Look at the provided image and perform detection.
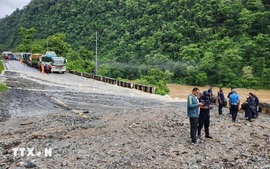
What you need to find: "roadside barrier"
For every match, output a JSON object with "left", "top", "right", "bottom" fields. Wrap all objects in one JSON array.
[
  {"left": 117, "top": 80, "right": 133, "bottom": 88},
  {"left": 103, "top": 77, "right": 117, "bottom": 85},
  {"left": 68, "top": 70, "right": 155, "bottom": 94},
  {"left": 135, "top": 84, "right": 156, "bottom": 94}
]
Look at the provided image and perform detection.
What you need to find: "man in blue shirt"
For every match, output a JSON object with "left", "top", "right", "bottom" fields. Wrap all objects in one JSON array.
[{"left": 229, "top": 89, "right": 240, "bottom": 122}]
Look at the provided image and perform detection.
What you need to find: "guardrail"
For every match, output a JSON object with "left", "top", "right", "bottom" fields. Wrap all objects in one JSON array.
[{"left": 67, "top": 70, "right": 155, "bottom": 94}]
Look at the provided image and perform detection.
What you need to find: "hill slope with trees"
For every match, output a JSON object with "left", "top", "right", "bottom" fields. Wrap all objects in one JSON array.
[{"left": 0, "top": 0, "right": 270, "bottom": 91}]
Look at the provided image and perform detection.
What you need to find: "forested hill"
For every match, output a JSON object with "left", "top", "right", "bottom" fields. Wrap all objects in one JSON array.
[{"left": 0, "top": 0, "right": 270, "bottom": 90}]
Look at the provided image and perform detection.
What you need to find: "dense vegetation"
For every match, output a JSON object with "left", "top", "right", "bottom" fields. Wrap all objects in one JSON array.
[
  {"left": 0, "top": 0, "right": 270, "bottom": 94},
  {"left": 0, "top": 61, "right": 8, "bottom": 92}
]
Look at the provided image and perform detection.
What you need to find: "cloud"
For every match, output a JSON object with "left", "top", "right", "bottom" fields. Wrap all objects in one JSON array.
[{"left": 0, "top": 0, "right": 31, "bottom": 18}]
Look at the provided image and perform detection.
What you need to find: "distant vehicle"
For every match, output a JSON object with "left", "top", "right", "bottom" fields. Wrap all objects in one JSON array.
[
  {"left": 39, "top": 55, "right": 66, "bottom": 73},
  {"left": 22, "top": 53, "right": 32, "bottom": 65},
  {"left": 45, "top": 51, "right": 57, "bottom": 56},
  {"left": 13, "top": 52, "right": 22, "bottom": 60},
  {"left": 2, "top": 51, "right": 15, "bottom": 60},
  {"left": 29, "top": 54, "right": 42, "bottom": 68}
]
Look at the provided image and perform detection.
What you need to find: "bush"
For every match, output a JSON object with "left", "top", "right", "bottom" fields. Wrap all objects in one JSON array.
[
  {"left": 0, "top": 83, "right": 8, "bottom": 92},
  {"left": 138, "top": 68, "right": 170, "bottom": 95},
  {"left": 0, "top": 61, "right": 8, "bottom": 92}
]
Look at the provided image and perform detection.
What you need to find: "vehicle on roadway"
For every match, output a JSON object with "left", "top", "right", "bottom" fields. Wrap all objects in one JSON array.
[
  {"left": 2, "top": 51, "right": 15, "bottom": 60},
  {"left": 39, "top": 54, "right": 67, "bottom": 73}
]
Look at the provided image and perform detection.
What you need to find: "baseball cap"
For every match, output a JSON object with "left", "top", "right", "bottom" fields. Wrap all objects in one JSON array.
[
  {"left": 203, "top": 90, "right": 209, "bottom": 96},
  {"left": 232, "top": 89, "right": 237, "bottom": 93}
]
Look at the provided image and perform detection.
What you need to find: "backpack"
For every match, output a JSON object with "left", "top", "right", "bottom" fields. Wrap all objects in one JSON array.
[{"left": 254, "top": 95, "right": 259, "bottom": 105}]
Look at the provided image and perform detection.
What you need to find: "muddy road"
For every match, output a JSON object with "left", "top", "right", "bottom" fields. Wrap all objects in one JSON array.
[
  {"left": 0, "top": 60, "right": 269, "bottom": 168},
  {"left": 2, "top": 60, "right": 178, "bottom": 118}
]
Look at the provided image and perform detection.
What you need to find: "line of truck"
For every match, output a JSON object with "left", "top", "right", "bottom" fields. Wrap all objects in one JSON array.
[{"left": 2, "top": 51, "right": 67, "bottom": 73}]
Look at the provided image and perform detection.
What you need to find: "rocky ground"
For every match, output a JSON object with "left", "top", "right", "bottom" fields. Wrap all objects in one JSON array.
[{"left": 0, "top": 70, "right": 269, "bottom": 169}]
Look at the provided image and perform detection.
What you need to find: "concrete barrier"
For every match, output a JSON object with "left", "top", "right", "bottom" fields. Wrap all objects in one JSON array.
[
  {"left": 134, "top": 84, "right": 155, "bottom": 94},
  {"left": 69, "top": 70, "right": 155, "bottom": 94},
  {"left": 103, "top": 77, "right": 117, "bottom": 84},
  {"left": 117, "top": 80, "right": 133, "bottom": 88},
  {"left": 82, "top": 73, "right": 93, "bottom": 79},
  {"left": 74, "top": 71, "right": 82, "bottom": 76},
  {"left": 93, "top": 75, "right": 102, "bottom": 81}
]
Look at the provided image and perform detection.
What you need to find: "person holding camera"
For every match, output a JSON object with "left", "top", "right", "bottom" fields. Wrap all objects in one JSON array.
[
  {"left": 198, "top": 90, "right": 213, "bottom": 140},
  {"left": 187, "top": 87, "right": 203, "bottom": 145}
]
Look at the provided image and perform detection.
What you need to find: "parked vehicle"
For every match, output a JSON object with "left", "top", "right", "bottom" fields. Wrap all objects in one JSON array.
[
  {"left": 39, "top": 54, "right": 66, "bottom": 73},
  {"left": 2, "top": 51, "right": 15, "bottom": 60},
  {"left": 22, "top": 53, "right": 32, "bottom": 65},
  {"left": 29, "top": 54, "right": 42, "bottom": 68}
]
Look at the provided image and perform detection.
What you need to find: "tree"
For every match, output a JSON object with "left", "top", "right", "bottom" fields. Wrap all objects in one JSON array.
[{"left": 18, "top": 27, "right": 37, "bottom": 52}]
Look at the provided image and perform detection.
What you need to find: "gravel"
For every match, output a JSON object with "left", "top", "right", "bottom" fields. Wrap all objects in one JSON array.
[{"left": 0, "top": 70, "right": 269, "bottom": 168}]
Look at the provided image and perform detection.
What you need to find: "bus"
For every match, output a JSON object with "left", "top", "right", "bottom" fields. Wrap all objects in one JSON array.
[
  {"left": 39, "top": 55, "right": 67, "bottom": 73},
  {"left": 2, "top": 51, "right": 15, "bottom": 60}
]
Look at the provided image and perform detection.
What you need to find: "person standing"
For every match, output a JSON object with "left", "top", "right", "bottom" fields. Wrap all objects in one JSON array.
[
  {"left": 229, "top": 89, "right": 240, "bottom": 122},
  {"left": 227, "top": 88, "right": 234, "bottom": 114},
  {"left": 251, "top": 92, "right": 259, "bottom": 118},
  {"left": 208, "top": 86, "right": 214, "bottom": 101},
  {"left": 187, "top": 87, "right": 203, "bottom": 144},
  {"left": 198, "top": 90, "right": 213, "bottom": 139},
  {"left": 217, "top": 87, "right": 225, "bottom": 115},
  {"left": 244, "top": 93, "right": 256, "bottom": 122}
]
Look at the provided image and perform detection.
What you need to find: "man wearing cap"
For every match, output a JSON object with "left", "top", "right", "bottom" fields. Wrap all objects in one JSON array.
[
  {"left": 229, "top": 89, "right": 240, "bottom": 122},
  {"left": 198, "top": 90, "right": 213, "bottom": 139},
  {"left": 227, "top": 88, "right": 235, "bottom": 114}
]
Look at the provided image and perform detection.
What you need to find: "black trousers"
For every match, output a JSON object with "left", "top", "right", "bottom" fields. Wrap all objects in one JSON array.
[
  {"left": 189, "top": 117, "right": 198, "bottom": 143},
  {"left": 218, "top": 103, "right": 223, "bottom": 115},
  {"left": 231, "top": 105, "right": 238, "bottom": 121},
  {"left": 198, "top": 112, "right": 210, "bottom": 137}
]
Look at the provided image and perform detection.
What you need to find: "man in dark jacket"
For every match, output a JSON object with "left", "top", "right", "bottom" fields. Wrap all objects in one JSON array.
[
  {"left": 198, "top": 90, "right": 213, "bottom": 140},
  {"left": 217, "top": 87, "right": 225, "bottom": 115},
  {"left": 251, "top": 92, "right": 259, "bottom": 118}
]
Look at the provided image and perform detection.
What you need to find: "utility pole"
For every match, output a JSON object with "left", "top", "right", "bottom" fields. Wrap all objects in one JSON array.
[
  {"left": 95, "top": 31, "right": 98, "bottom": 75},
  {"left": 47, "top": 37, "right": 48, "bottom": 51}
]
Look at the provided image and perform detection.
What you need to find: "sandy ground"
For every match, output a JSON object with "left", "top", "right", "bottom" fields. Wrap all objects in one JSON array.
[
  {"left": 0, "top": 62, "right": 269, "bottom": 168},
  {"left": 168, "top": 84, "right": 270, "bottom": 104}
]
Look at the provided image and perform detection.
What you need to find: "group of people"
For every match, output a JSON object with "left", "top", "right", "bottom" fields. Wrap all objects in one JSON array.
[
  {"left": 187, "top": 87, "right": 260, "bottom": 145},
  {"left": 40, "top": 63, "right": 51, "bottom": 74}
]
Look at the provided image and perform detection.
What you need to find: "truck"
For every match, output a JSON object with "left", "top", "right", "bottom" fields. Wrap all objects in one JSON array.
[
  {"left": 29, "top": 54, "right": 42, "bottom": 68},
  {"left": 39, "top": 54, "right": 67, "bottom": 73},
  {"left": 21, "top": 53, "right": 32, "bottom": 65}
]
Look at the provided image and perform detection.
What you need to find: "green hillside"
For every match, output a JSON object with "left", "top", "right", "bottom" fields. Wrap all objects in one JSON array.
[{"left": 0, "top": 0, "right": 270, "bottom": 90}]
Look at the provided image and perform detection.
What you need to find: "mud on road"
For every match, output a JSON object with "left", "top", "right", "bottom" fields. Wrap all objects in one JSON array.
[{"left": 0, "top": 70, "right": 270, "bottom": 169}]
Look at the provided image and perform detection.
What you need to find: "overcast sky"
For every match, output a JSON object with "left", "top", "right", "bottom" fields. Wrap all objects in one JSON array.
[{"left": 0, "top": 0, "right": 31, "bottom": 18}]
